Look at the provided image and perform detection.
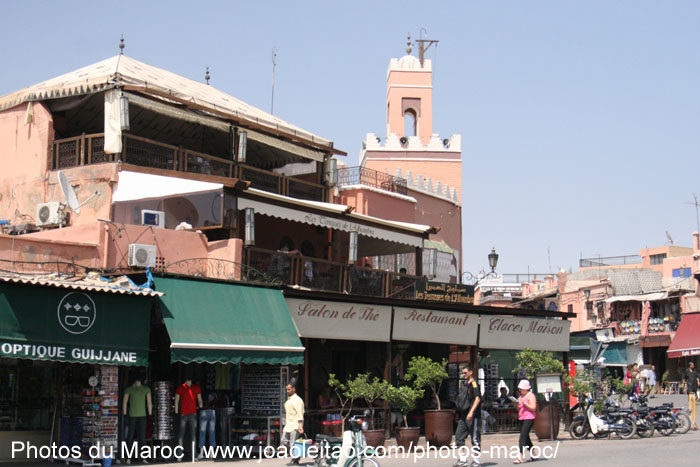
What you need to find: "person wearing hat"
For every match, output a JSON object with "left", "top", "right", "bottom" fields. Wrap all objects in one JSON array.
[{"left": 513, "top": 380, "right": 536, "bottom": 464}]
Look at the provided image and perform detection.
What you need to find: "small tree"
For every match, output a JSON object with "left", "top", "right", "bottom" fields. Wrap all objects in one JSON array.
[
  {"left": 405, "top": 356, "right": 448, "bottom": 410},
  {"left": 607, "top": 375, "right": 634, "bottom": 406},
  {"left": 385, "top": 385, "right": 424, "bottom": 428},
  {"left": 564, "top": 370, "right": 596, "bottom": 407},
  {"left": 346, "top": 373, "right": 389, "bottom": 430},
  {"left": 515, "top": 348, "right": 565, "bottom": 381},
  {"left": 328, "top": 373, "right": 356, "bottom": 433}
]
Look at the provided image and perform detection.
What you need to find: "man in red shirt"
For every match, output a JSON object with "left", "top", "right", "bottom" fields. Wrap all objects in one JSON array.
[{"left": 175, "top": 380, "right": 203, "bottom": 458}]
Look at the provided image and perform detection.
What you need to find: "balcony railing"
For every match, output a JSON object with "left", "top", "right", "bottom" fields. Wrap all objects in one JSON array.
[
  {"left": 580, "top": 255, "right": 642, "bottom": 268},
  {"left": 244, "top": 247, "right": 426, "bottom": 299},
  {"left": 336, "top": 166, "right": 408, "bottom": 195},
  {"left": 52, "top": 134, "right": 326, "bottom": 201}
]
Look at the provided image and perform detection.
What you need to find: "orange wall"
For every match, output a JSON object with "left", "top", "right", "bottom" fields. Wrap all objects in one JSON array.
[{"left": 0, "top": 103, "right": 54, "bottom": 222}]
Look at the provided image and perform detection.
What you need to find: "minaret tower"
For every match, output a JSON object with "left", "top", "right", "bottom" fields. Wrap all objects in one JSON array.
[{"left": 362, "top": 35, "right": 462, "bottom": 203}]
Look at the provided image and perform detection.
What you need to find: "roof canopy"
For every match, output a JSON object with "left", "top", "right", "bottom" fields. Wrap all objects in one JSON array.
[{"left": 0, "top": 55, "right": 339, "bottom": 154}]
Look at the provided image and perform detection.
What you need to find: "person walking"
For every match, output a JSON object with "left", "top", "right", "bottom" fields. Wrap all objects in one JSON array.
[
  {"left": 647, "top": 365, "right": 658, "bottom": 396},
  {"left": 281, "top": 380, "right": 305, "bottom": 465},
  {"left": 453, "top": 366, "right": 482, "bottom": 467},
  {"left": 683, "top": 362, "right": 700, "bottom": 430},
  {"left": 514, "top": 379, "right": 537, "bottom": 464}
]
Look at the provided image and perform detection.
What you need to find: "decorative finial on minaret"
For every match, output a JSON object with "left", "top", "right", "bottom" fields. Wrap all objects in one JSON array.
[
  {"left": 205, "top": 66, "right": 210, "bottom": 85},
  {"left": 406, "top": 34, "right": 412, "bottom": 55},
  {"left": 119, "top": 34, "right": 125, "bottom": 55}
]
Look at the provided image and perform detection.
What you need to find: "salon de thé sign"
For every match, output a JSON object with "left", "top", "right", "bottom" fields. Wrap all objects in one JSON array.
[{"left": 415, "top": 281, "right": 474, "bottom": 304}]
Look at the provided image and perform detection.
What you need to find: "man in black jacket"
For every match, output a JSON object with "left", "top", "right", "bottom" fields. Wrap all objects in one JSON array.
[
  {"left": 453, "top": 366, "right": 481, "bottom": 467},
  {"left": 684, "top": 362, "right": 700, "bottom": 430}
]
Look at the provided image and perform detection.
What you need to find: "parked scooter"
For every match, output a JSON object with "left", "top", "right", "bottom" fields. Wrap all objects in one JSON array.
[
  {"left": 314, "top": 411, "right": 379, "bottom": 467},
  {"left": 569, "top": 399, "right": 636, "bottom": 440},
  {"left": 630, "top": 394, "right": 691, "bottom": 435}
]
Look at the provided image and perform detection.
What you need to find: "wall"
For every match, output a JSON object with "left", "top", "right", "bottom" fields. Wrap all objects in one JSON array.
[{"left": 0, "top": 103, "right": 54, "bottom": 222}]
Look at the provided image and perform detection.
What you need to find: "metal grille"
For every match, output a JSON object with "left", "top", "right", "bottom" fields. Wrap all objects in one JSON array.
[
  {"left": 185, "top": 153, "right": 231, "bottom": 177},
  {"left": 89, "top": 137, "right": 110, "bottom": 164},
  {"left": 336, "top": 166, "right": 408, "bottom": 195},
  {"left": 239, "top": 165, "right": 281, "bottom": 194},
  {"left": 289, "top": 178, "right": 324, "bottom": 201},
  {"left": 56, "top": 140, "right": 79, "bottom": 168},
  {"left": 123, "top": 138, "right": 175, "bottom": 170}
]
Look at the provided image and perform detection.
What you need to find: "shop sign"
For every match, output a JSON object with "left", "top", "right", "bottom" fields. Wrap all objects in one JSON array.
[
  {"left": 393, "top": 307, "right": 478, "bottom": 345},
  {"left": 414, "top": 281, "right": 474, "bottom": 304},
  {"left": 479, "top": 315, "right": 570, "bottom": 351},
  {"left": 286, "top": 298, "right": 391, "bottom": 342},
  {"left": 0, "top": 341, "right": 139, "bottom": 364},
  {"left": 0, "top": 284, "right": 150, "bottom": 366}
]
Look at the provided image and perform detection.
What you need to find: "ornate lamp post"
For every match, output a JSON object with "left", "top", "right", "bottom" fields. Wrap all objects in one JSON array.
[{"left": 462, "top": 248, "right": 500, "bottom": 285}]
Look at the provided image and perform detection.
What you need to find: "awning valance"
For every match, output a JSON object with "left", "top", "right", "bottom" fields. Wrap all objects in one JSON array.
[
  {"left": 392, "top": 307, "right": 478, "bottom": 345},
  {"left": 601, "top": 342, "right": 627, "bottom": 366},
  {"left": 155, "top": 277, "right": 304, "bottom": 365},
  {"left": 239, "top": 197, "right": 424, "bottom": 248},
  {"left": 605, "top": 292, "right": 668, "bottom": 303},
  {"left": 478, "top": 315, "right": 570, "bottom": 352},
  {"left": 0, "top": 283, "right": 151, "bottom": 366},
  {"left": 667, "top": 313, "right": 700, "bottom": 358}
]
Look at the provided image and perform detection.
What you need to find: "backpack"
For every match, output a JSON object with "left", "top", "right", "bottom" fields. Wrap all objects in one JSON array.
[{"left": 456, "top": 387, "right": 470, "bottom": 411}]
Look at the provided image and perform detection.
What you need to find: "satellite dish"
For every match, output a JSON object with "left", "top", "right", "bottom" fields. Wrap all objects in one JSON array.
[
  {"left": 58, "top": 171, "right": 80, "bottom": 213},
  {"left": 58, "top": 171, "right": 100, "bottom": 215},
  {"left": 665, "top": 230, "right": 674, "bottom": 245}
]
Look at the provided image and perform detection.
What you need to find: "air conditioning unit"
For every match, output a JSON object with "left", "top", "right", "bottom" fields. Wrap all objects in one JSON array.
[
  {"left": 128, "top": 244, "right": 157, "bottom": 268},
  {"left": 36, "top": 202, "right": 66, "bottom": 227}
]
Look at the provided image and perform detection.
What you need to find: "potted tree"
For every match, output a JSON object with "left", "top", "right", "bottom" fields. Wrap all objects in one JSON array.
[
  {"left": 405, "top": 356, "right": 452, "bottom": 446},
  {"left": 385, "top": 384, "right": 424, "bottom": 451},
  {"left": 347, "top": 373, "right": 389, "bottom": 448},
  {"left": 515, "top": 348, "right": 565, "bottom": 440},
  {"left": 328, "top": 373, "right": 357, "bottom": 434}
]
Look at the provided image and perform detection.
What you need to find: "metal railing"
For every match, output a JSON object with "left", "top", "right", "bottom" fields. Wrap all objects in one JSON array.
[
  {"left": 500, "top": 273, "right": 553, "bottom": 284},
  {"left": 580, "top": 255, "right": 642, "bottom": 268},
  {"left": 244, "top": 247, "right": 427, "bottom": 299},
  {"left": 336, "top": 166, "right": 408, "bottom": 195},
  {"left": 51, "top": 134, "right": 326, "bottom": 201}
]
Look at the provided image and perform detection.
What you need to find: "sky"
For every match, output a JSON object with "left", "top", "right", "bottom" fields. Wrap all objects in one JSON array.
[{"left": 2, "top": 1, "right": 699, "bottom": 275}]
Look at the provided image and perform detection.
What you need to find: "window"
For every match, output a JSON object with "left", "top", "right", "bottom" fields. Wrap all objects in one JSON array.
[
  {"left": 672, "top": 267, "right": 692, "bottom": 278},
  {"left": 650, "top": 253, "right": 667, "bottom": 265},
  {"left": 403, "top": 109, "right": 417, "bottom": 137}
]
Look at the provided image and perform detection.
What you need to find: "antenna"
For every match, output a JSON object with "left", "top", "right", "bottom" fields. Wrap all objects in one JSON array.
[
  {"left": 665, "top": 231, "right": 674, "bottom": 245},
  {"left": 414, "top": 29, "right": 439, "bottom": 67},
  {"left": 271, "top": 47, "right": 277, "bottom": 114},
  {"left": 58, "top": 171, "right": 100, "bottom": 215},
  {"left": 684, "top": 193, "right": 700, "bottom": 233}
]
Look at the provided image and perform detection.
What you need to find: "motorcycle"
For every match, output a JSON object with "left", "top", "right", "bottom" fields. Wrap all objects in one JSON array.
[
  {"left": 630, "top": 394, "right": 690, "bottom": 435},
  {"left": 314, "top": 411, "right": 379, "bottom": 467},
  {"left": 569, "top": 399, "right": 636, "bottom": 440}
]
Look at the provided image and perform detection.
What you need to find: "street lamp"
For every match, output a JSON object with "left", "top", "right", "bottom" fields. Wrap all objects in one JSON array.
[{"left": 462, "top": 248, "right": 500, "bottom": 285}]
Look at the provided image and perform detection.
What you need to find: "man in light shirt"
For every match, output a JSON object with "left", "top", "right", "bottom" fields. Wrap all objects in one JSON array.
[{"left": 281, "top": 381, "right": 304, "bottom": 465}]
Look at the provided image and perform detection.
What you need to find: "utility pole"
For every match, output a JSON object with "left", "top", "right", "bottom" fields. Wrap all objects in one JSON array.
[{"left": 271, "top": 47, "right": 277, "bottom": 115}]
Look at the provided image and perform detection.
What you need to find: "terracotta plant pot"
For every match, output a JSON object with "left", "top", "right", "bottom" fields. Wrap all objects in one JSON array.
[
  {"left": 534, "top": 400, "right": 560, "bottom": 441},
  {"left": 424, "top": 409, "right": 454, "bottom": 447},
  {"left": 362, "top": 428, "right": 386, "bottom": 448},
  {"left": 396, "top": 426, "right": 420, "bottom": 451}
]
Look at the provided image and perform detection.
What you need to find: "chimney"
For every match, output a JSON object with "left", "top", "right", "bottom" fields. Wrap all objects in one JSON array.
[
  {"left": 545, "top": 275, "right": 554, "bottom": 289},
  {"left": 694, "top": 231, "right": 700, "bottom": 253}
]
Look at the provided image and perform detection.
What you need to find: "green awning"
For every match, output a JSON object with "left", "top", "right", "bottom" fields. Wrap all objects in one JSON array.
[
  {"left": 155, "top": 276, "right": 304, "bottom": 365},
  {"left": 601, "top": 342, "right": 627, "bottom": 366},
  {"left": 0, "top": 283, "right": 151, "bottom": 366}
]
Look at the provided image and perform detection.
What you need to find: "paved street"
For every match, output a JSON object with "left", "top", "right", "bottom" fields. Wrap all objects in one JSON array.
[{"left": 13, "top": 395, "right": 696, "bottom": 467}]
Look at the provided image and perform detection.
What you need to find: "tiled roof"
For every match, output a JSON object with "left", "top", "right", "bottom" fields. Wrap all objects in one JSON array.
[
  {"left": 0, "top": 272, "right": 162, "bottom": 296},
  {"left": 607, "top": 269, "right": 663, "bottom": 295}
]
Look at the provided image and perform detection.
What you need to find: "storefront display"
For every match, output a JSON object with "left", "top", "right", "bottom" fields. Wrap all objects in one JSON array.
[
  {"left": 240, "top": 365, "right": 288, "bottom": 416},
  {"left": 153, "top": 381, "right": 174, "bottom": 441}
]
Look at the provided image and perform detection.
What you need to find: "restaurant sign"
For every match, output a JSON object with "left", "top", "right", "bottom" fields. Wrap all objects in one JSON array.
[
  {"left": 479, "top": 315, "right": 570, "bottom": 352},
  {"left": 414, "top": 281, "right": 474, "bottom": 304},
  {"left": 286, "top": 298, "right": 391, "bottom": 342},
  {"left": 0, "top": 284, "right": 151, "bottom": 366},
  {"left": 393, "top": 307, "right": 478, "bottom": 345}
]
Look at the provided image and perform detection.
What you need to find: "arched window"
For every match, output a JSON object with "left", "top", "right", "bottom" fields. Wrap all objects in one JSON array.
[{"left": 404, "top": 109, "right": 417, "bottom": 137}]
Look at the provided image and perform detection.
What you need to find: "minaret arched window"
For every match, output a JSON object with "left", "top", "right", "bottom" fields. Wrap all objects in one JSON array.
[{"left": 404, "top": 108, "right": 417, "bottom": 137}]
